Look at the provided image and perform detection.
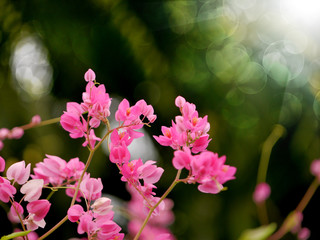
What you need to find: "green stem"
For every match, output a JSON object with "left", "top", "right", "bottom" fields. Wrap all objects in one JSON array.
[
  {"left": 257, "top": 124, "right": 285, "bottom": 184},
  {"left": 133, "top": 170, "right": 182, "bottom": 240},
  {"left": 20, "top": 117, "right": 61, "bottom": 130},
  {"left": 296, "top": 178, "right": 319, "bottom": 213}
]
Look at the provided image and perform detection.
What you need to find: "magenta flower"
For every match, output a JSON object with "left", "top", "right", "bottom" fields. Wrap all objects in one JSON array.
[
  {"left": 20, "top": 179, "right": 44, "bottom": 202},
  {"left": 91, "top": 197, "right": 113, "bottom": 216},
  {"left": 27, "top": 199, "right": 51, "bottom": 221},
  {"left": 68, "top": 204, "right": 84, "bottom": 222},
  {"left": 253, "top": 182, "right": 271, "bottom": 204},
  {"left": 0, "top": 176, "right": 16, "bottom": 202},
  {"left": 82, "top": 129, "right": 101, "bottom": 149},
  {"left": 0, "top": 156, "right": 5, "bottom": 172},
  {"left": 77, "top": 212, "right": 96, "bottom": 235},
  {"left": 6, "top": 160, "right": 31, "bottom": 185},
  {"left": 8, "top": 127, "right": 24, "bottom": 139},
  {"left": 310, "top": 159, "right": 320, "bottom": 181},
  {"left": 115, "top": 98, "right": 141, "bottom": 123},
  {"left": 80, "top": 177, "right": 103, "bottom": 201},
  {"left": 8, "top": 201, "right": 24, "bottom": 223},
  {"left": 109, "top": 143, "right": 131, "bottom": 164},
  {"left": 31, "top": 115, "right": 41, "bottom": 124},
  {"left": 172, "top": 148, "right": 193, "bottom": 170},
  {"left": 84, "top": 68, "right": 96, "bottom": 82},
  {"left": 175, "top": 96, "right": 186, "bottom": 108},
  {"left": 138, "top": 160, "right": 164, "bottom": 184}
]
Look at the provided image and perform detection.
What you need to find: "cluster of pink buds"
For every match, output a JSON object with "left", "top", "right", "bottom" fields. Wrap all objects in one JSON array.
[
  {"left": 68, "top": 197, "right": 124, "bottom": 240},
  {"left": 154, "top": 96, "right": 236, "bottom": 194},
  {"left": 0, "top": 115, "right": 41, "bottom": 151},
  {"left": 0, "top": 158, "right": 51, "bottom": 237}
]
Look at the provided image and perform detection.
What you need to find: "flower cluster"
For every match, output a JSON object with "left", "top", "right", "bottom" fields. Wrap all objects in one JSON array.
[
  {"left": 0, "top": 69, "right": 237, "bottom": 240},
  {"left": 0, "top": 158, "right": 51, "bottom": 237},
  {"left": 154, "top": 96, "right": 236, "bottom": 194},
  {"left": 68, "top": 197, "right": 124, "bottom": 240},
  {"left": 127, "top": 186, "right": 175, "bottom": 240},
  {"left": 60, "top": 69, "right": 110, "bottom": 149}
]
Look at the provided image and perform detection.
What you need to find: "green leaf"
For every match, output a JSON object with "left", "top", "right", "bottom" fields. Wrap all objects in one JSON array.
[
  {"left": 0, "top": 230, "right": 32, "bottom": 240},
  {"left": 238, "top": 223, "right": 277, "bottom": 240}
]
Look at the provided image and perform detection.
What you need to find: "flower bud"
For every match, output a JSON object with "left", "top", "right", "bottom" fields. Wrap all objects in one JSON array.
[{"left": 253, "top": 182, "right": 271, "bottom": 204}]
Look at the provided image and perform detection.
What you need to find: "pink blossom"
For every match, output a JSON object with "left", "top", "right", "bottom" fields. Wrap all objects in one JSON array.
[
  {"left": 91, "top": 197, "right": 113, "bottom": 215},
  {"left": 20, "top": 179, "right": 44, "bottom": 202},
  {"left": 96, "top": 219, "right": 123, "bottom": 240},
  {"left": 310, "top": 159, "right": 320, "bottom": 181},
  {"left": 31, "top": 115, "right": 41, "bottom": 124},
  {"left": 6, "top": 160, "right": 31, "bottom": 185},
  {"left": 0, "top": 128, "right": 9, "bottom": 140},
  {"left": 0, "top": 156, "right": 5, "bottom": 172},
  {"left": 190, "top": 152, "right": 236, "bottom": 194},
  {"left": 175, "top": 96, "right": 186, "bottom": 108},
  {"left": 80, "top": 177, "right": 103, "bottom": 201},
  {"left": 110, "top": 143, "right": 131, "bottom": 164},
  {"left": 8, "top": 127, "right": 24, "bottom": 139},
  {"left": 23, "top": 214, "right": 46, "bottom": 231},
  {"left": 115, "top": 98, "right": 141, "bottom": 123},
  {"left": 138, "top": 160, "right": 164, "bottom": 184},
  {"left": 68, "top": 204, "right": 84, "bottom": 222},
  {"left": 27, "top": 199, "right": 51, "bottom": 221},
  {"left": 253, "top": 182, "right": 271, "bottom": 204},
  {"left": 0, "top": 176, "right": 16, "bottom": 202},
  {"left": 60, "top": 108, "right": 87, "bottom": 139},
  {"left": 298, "top": 227, "right": 310, "bottom": 240},
  {"left": 33, "top": 155, "right": 67, "bottom": 185},
  {"left": 84, "top": 68, "right": 96, "bottom": 82},
  {"left": 64, "top": 157, "right": 85, "bottom": 179},
  {"left": 77, "top": 212, "right": 96, "bottom": 235},
  {"left": 8, "top": 201, "right": 24, "bottom": 223},
  {"left": 172, "top": 148, "right": 193, "bottom": 170},
  {"left": 82, "top": 129, "right": 101, "bottom": 149}
]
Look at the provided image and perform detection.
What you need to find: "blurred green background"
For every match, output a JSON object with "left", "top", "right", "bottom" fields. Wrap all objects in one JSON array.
[{"left": 0, "top": 0, "right": 320, "bottom": 239}]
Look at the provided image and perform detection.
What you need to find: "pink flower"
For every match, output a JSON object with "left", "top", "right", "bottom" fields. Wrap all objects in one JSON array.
[
  {"left": 84, "top": 68, "right": 96, "bottom": 82},
  {"left": 298, "top": 227, "right": 310, "bottom": 240},
  {"left": 31, "top": 115, "right": 41, "bottom": 125},
  {"left": 64, "top": 157, "right": 85, "bottom": 179},
  {"left": 172, "top": 148, "right": 193, "bottom": 170},
  {"left": 27, "top": 199, "right": 51, "bottom": 221},
  {"left": 91, "top": 197, "right": 113, "bottom": 215},
  {"left": 8, "top": 201, "right": 24, "bottom": 223},
  {"left": 68, "top": 204, "right": 84, "bottom": 222},
  {"left": 80, "top": 177, "right": 103, "bottom": 201},
  {"left": 175, "top": 96, "right": 186, "bottom": 108},
  {"left": 0, "top": 156, "right": 5, "bottom": 172},
  {"left": 138, "top": 160, "right": 164, "bottom": 184},
  {"left": 253, "top": 182, "right": 271, "bottom": 204},
  {"left": 23, "top": 214, "right": 46, "bottom": 231},
  {"left": 0, "top": 128, "right": 9, "bottom": 140},
  {"left": 77, "top": 212, "right": 96, "bottom": 235},
  {"left": 6, "top": 160, "right": 31, "bottom": 185},
  {"left": 8, "top": 127, "right": 24, "bottom": 139},
  {"left": 310, "top": 159, "right": 320, "bottom": 181},
  {"left": 34, "top": 155, "right": 67, "bottom": 185},
  {"left": 82, "top": 129, "right": 101, "bottom": 149},
  {"left": 110, "top": 143, "right": 131, "bottom": 164},
  {"left": 60, "top": 103, "right": 87, "bottom": 139},
  {"left": 0, "top": 176, "right": 16, "bottom": 202},
  {"left": 20, "top": 179, "right": 44, "bottom": 202},
  {"left": 115, "top": 99, "right": 141, "bottom": 123}
]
